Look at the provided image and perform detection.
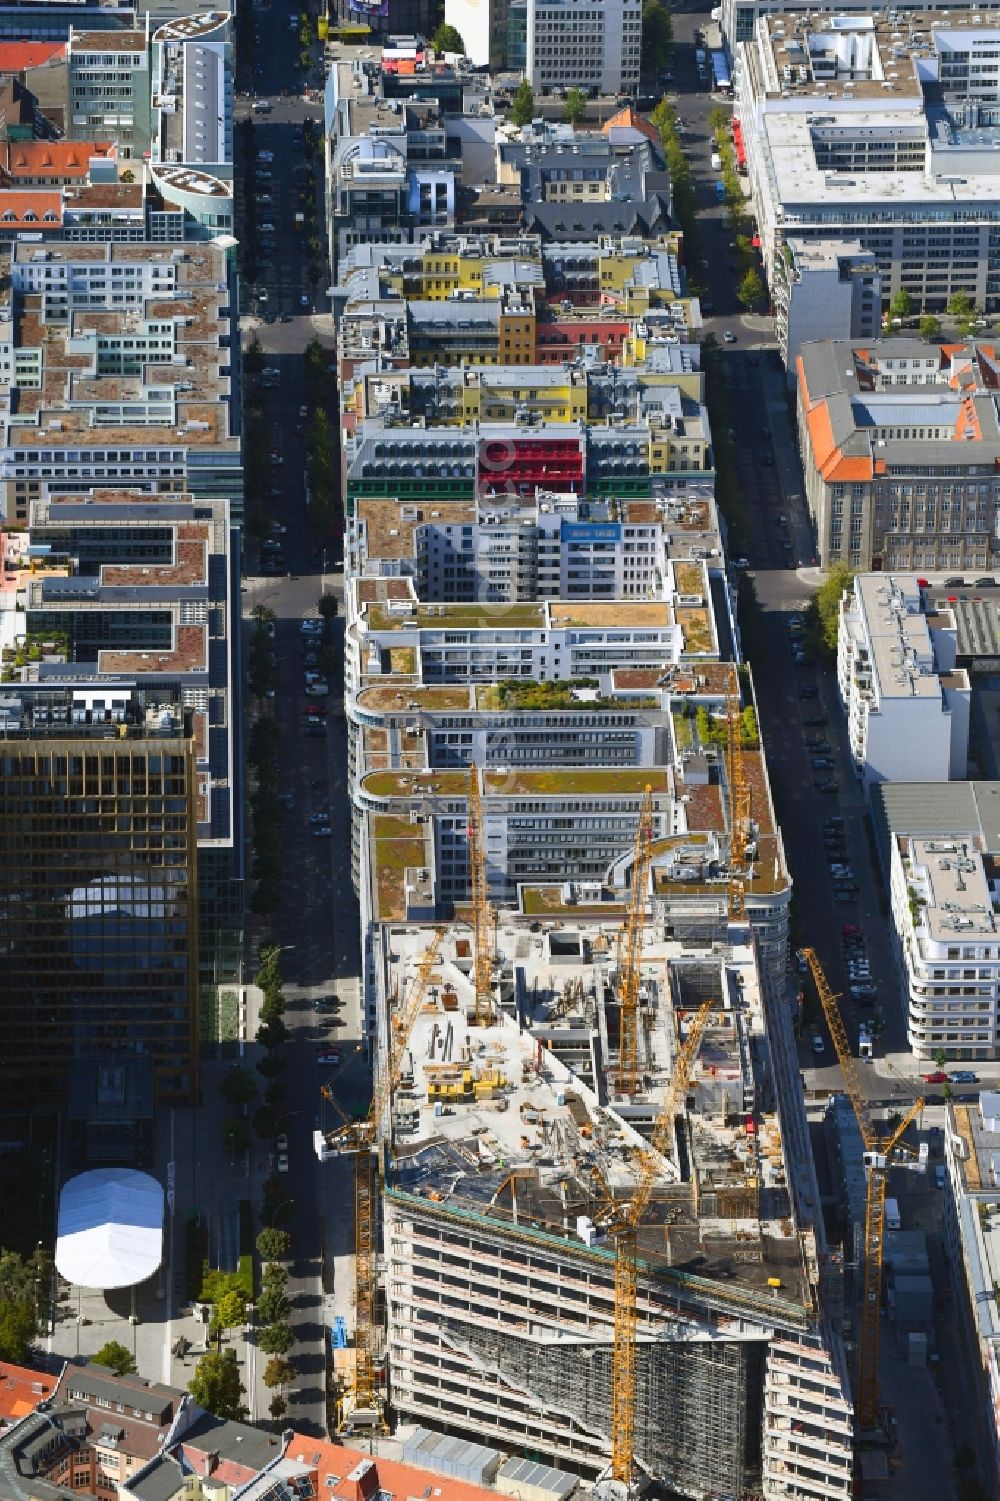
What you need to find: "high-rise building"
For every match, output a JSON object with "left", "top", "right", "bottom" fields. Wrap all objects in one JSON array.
[{"left": 0, "top": 720, "right": 200, "bottom": 1104}]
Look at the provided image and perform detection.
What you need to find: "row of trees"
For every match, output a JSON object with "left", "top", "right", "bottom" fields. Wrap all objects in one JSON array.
[
  {"left": 706, "top": 106, "right": 767, "bottom": 312},
  {"left": 303, "top": 339, "right": 339, "bottom": 537},
  {"left": 649, "top": 99, "right": 703, "bottom": 286},
  {"left": 0, "top": 1246, "right": 52, "bottom": 1363},
  {"left": 247, "top": 681, "right": 283, "bottom": 916},
  {"left": 887, "top": 287, "right": 983, "bottom": 339}
]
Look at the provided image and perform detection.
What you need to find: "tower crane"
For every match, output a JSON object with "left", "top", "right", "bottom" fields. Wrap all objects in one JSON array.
[
  {"left": 802, "top": 948, "right": 922, "bottom": 1431},
  {"left": 601, "top": 996, "right": 717, "bottom": 1486},
  {"left": 466, "top": 763, "right": 495, "bottom": 1025},
  {"left": 726, "top": 692, "right": 752, "bottom": 922},
  {"left": 324, "top": 926, "right": 446, "bottom": 1428},
  {"left": 615, "top": 785, "right": 654, "bottom": 1096}
]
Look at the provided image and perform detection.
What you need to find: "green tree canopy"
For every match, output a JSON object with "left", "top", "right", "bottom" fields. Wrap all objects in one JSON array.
[
  {"left": 509, "top": 80, "right": 535, "bottom": 128},
  {"left": 0, "top": 1300, "right": 35, "bottom": 1364},
  {"left": 256, "top": 1227, "right": 292, "bottom": 1262},
  {"left": 258, "top": 1321, "right": 294, "bottom": 1356},
  {"left": 263, "top": 1355, "right": 296, "bottom": 1389},
  {"left": 214, "top": 1288, "right": 247, "bottom": 1329},
  {"left": 432, "top": 21, "right": 464, "bottom": 52},
  {"left": 92, "top": 1340, "right": 136, "bottom": 1377},
  {"left": 318, "top": 593, "right": 339, "bottom": 620},
  {"left": 188, "top": 1349, "right": 247, "bottom": 1420},
  {"left": 947, "top": 290, "right": 974, "bottom": 321},
  {"left": 919, "top": 314, "right": 942, "bottom": 341},
  {"left": 815, "top": 564, "right": 855, "bottom": 653},
  {"left": 269, "top": 1394, "right": 287, "bottom": 1422},
  {"left": 888, "top": 288, "right": 913, "bottom": 320},
  {"left": 737, "top": 268, "right": 765, "bottom": 312},
  {"left": 220, "top": 1068, "right": 258, "bottom": 1108},
  {"left": 641, "top": 0, "right": 673, "bottom": 75},
  {"left": 564, "top": 89, "right": 587, "bottom": 127}
]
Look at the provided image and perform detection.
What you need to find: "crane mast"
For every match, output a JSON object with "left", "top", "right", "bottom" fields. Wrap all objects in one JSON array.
[
  {"left": 802, "top": 948, "right": 922, "bottom": 1431},
  {"left": 608, "top": 997, "right": 716, "bottom": 1484},
  {"left": 327, "top": 927, "right": 445, "bottom": 1426},
  {"left": 615, "top": 785, "right": 654, "bottom": 1096},
  {"left": 467, "top": 763, "right": 495, "bottom": 1025}
]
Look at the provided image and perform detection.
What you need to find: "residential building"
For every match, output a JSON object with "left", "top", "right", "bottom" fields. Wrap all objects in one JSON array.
[
  {"left": 796, "top": 338, "right": 1000, "bottom": 572},
  {"left": 523, "top": 0, "right": 641, "bottom": 97},
  {"left": 736, "top": 11, "right": 1000, "bottom": 314},
  {"left": 942, "top": 1092, "right": 1000, "bottom": 1494},
  {"left": 889, "top": 832, "right": 1000, "bottom": 1060},
  {"left": 0, "top": 1361, "right": 57, "bottom": 1433},
  {"left": 836, "top": 573, "right": 970, "bottom": 792},
  {"left": 67, "top": 27, "right": 152, "bottom": 160},
  {"left": 325, "top": 61, "right": 459, "bottom": 272},
  {"left": 0, "top": 239, "right": 243, "bottom": 527},
  {"left": 348, "top": 487, "right": 720, "bottom": 598},
  {"left": 333, "top": 917, "right": 851, "bottom": 1500},
  {"left": 773, "top": 238, "right": 881, "bottom": 378}
]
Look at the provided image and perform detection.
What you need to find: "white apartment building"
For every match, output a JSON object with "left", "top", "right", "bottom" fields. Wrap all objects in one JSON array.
[
  {"left": 943, "top": 1092, "right": 1000, "bottom": 1493},
  {"left": 890, "top": 833, "right": 1000, "bottom": 1059},
  {"left": 736, "top": 12, "right": 1000, "bottom": 314},
  {"left": 773, "top": 237, "right": 881, "bottom": 379},
  {"left": 524, "top": 0, "right": 642, "bottom": 97},
  {"left": 837, "top": 574, "right": 969, "bottom": 793}
]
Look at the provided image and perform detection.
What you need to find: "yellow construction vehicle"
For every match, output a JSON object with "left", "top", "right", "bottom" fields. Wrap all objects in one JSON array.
[
  {"left": 324, "top": 926, "right": 445, "bottom": 1428},
  {"left": 601, "top": 997, "right": 717, "bottom": 1485},
  {"left": 615, "top": 785, "right": 654, "bottom": 1097},
  {"left": 466, "top": 764, "right": 495, "bottom": 1025},
  {"left": 802, "top": 948, "right": 922, "bottom": 1431}
]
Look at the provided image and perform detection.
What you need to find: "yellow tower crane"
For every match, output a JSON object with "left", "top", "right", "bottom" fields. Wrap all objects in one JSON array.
[
  {"left": 802, "top": 947, "right": 922, "bottom": 1432},
  {"left": 324, "top": 926, "right": 446, "bottom": 1428},
  {"left": 615, "top": 785, "right": 654, "bottom": 1097},
  {"left": 726, "top": 692, "right": 753, "bottom": 921},
  {"left": 603, "top": 997, "right": 717, "bottom": 1485},
  {"left": 466, "top": 763, "right": 495, "bottom": 1026}
]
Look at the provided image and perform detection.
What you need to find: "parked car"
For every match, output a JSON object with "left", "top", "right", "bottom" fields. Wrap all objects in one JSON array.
[
  {"left": 811, "top": 756, "right": 834, "bottom": 770},
  {"left": 317, "top": 1051, "right": 340, "bottom": 1066},
  {"left": 811, "top": 1034, "right": 825, "bottom": 1056},
  {"left": 276, "top": 1152, "right": 289, "bottom": 1173},
  {"left": 950, "top": 1070, "right": 979, "bottom": 1084},
  {"left": 923, "top": 1071, "right": 950, "bottom": 1084},
  {"left": 815, "top": 780, "right": 838, "bottom": 793}
]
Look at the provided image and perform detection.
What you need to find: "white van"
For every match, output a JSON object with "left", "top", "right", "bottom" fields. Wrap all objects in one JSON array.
[
  {"left": 251, "top": 98, "right": 272, "bottom": 113},
  {"left": 305, "top": 680, "right": 329, "bottom": 697}
]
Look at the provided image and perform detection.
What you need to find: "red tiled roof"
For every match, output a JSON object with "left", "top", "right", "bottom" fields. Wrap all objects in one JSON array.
[
  {"left": 603, "top": 106, "right": 659, "bottom": 145},
  {"left": 286, "top": 1437, "right": 502, "bottom": 1501},
  {"left": 0, "top": 190, "right": 63, "bottom": 228},
  {"left": 0, "top": 1361, "right": 56, "bottom": 1423},
  {"left": 3, "top": 140, "right": 113, "bottom": 181},
  {"left": 0, "top": 42, "right": 65, "bottom": 74}
]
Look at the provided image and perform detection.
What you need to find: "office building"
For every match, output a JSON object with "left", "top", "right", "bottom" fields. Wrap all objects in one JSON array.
[
  {"left": 721, "top": 0, "right": 996, "bottom": 50},
  {"left": 773, "top": 238, "right": 881, "bottom": 377},
  {"left": 67, "top": 27, "right": 152, "bottom": 160},
  {"left": 836, "top": 573, "right": 970, "bottom": 792},
  {"left": 736, "top": 11, "right": 1000, "bottom": 314},
  {"left": 0, "top": 477, "right": 243, "bottom": 1100},
  {"left": 0, "top": 239, "right": 243, "bottom": 527},
  {"left": 796, "top": 338, "right": 1000, "bottom": 571},
  {"left": 150, "top": 13, "right": 233, "bottom": 174},
  {"left": 523, "top": 0, "right": 641, "bottom": 97}
]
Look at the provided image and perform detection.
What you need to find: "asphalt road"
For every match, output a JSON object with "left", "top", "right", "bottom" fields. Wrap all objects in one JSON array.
[{"left": 234, "top": 0, "right": 369, "bottom": 1436}]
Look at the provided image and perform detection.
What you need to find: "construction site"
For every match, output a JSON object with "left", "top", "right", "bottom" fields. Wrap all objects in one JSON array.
[{"left": 317, "top": 907, "right": 854, "bottom": 1501}]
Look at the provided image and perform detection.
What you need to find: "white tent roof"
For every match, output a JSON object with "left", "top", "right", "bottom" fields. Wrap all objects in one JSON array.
[{"left": 56, "top": 1169, "right": 164, "bottom": 1290}]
